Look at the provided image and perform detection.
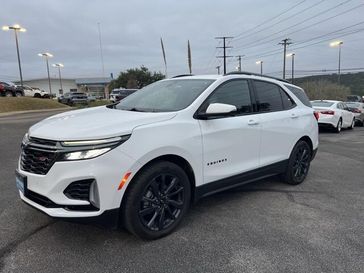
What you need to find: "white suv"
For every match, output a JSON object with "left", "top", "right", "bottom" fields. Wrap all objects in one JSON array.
[{"left": 16, "top": 73, "right": 318, "bottom": 239}]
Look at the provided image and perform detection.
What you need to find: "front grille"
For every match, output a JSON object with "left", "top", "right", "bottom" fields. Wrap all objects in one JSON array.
[
  {"left": 64, "top": 179, "right": 94, "bottom": 201},
  {"left": 20, "top": 147, "right": 58, "bottom": 175},
  {"left": 29, "top": 137, "right": 57, "bottom": 147}
]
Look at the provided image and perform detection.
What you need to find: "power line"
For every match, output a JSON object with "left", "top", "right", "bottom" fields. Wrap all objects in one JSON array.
[
  {"left": 233, "top": 0, "right": 307, "bottom": 40},
  {"left": 243, "top": 22, "right": 364, "bottom": 61},
  {"left": 234, "top": 0, "right": 327, "bottom": 43},
  {"left": 234, "top": 0, "right": 354, "bottom": 50}
]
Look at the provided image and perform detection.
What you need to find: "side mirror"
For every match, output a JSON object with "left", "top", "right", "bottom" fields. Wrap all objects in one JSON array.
[{"left": 197, "top": 103, "right": 237, "bottom": 119}]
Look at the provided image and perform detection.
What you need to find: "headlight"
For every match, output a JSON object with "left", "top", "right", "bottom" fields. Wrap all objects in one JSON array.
[
  {"left": 61, "top": 136, "right": 128, "bottom": 147},
  {"left": 63, "top": 148, "right": 111, "bottom": 160},
  {"left": 59, "top": 135, "right": 130, "bottom": 161}
]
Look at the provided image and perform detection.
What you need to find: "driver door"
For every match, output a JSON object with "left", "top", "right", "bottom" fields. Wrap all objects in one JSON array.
[{"left": 197, "top": 79, "right": 261, "bottom": 184}]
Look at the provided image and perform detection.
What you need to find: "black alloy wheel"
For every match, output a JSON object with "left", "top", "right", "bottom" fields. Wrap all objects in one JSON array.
[
  {"left": 139, "top": 174, "right": 184, "bottom": 232},
  {"left": 292, "top": 144, "right": 311, "bottom": 182},
  {"left": 122, "top": 161, "right": 191, "bottom": 240},
  {"left": 282, "top": 140, "right": 312, "bottom": 185}
]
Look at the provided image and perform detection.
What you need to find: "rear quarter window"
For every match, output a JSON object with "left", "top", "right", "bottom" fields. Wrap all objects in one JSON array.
[{"left": 284, "top": 85, "right": 312, "bottom": 107}]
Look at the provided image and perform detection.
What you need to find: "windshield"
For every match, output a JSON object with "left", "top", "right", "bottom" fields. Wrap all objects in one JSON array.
[
  {"left": 311, "top": 101, "right": 334, "bottom": 107},
  {"left": 115, "top": 79, "right": 215, "bottom": 112}
]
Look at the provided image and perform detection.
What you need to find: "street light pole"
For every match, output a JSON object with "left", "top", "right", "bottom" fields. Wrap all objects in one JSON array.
[
  {"left": 330, "top": 41, "right": 343, "bottom": 85},
  {"left": 38, "top": 53, "right": 53, "bottom": 96},
  {"left": 256, "top": 61, "right": 263, "bottom": 74},
  {"left": 287, "top": 53, "right": 295, "bottom": 84},
  {"left": 2, "top": 24, "right": 26, "bottom": 86},
  {"left": 338, "top": 43, "right": 342, "bottom": 85},
  {"left": 53, "top": 63, "right": 64, "bottom": 95},
  {"left": 216, "top": 65, "right": 221, "bottom": 75},
  {"left": 236, "top": 55, "right": 244, "bottom": 72}
]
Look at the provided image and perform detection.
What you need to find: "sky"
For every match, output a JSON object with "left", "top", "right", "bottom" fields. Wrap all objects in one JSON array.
[{"left": 1, "top": 0, "right": 364, "bottom": 82}]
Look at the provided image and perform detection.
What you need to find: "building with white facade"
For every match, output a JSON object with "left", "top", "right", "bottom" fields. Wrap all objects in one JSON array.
[{"left": 19, "top": 77, "right": 112, "bottom": 98}]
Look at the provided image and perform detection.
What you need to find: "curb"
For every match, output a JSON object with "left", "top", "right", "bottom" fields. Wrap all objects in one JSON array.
[{"left": 0, "top": 107, "right": 74, "bottom": 117}]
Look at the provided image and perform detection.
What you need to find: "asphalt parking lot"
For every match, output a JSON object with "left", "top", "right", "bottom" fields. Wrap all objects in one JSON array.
[{"left": 0, "top": 110, "right": 363, "bottom": 273}]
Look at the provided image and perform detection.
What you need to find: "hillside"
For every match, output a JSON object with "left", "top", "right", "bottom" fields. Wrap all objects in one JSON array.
[{"left": 294, "top": 72, "right": 364, "bottom": 96}]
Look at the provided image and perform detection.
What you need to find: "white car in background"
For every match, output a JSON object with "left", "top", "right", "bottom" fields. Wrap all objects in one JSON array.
[
  {"left": 311, "top": 100, "right": 355, "bottom": 133},
  {"left": 22, "top": 85, "right": 49, "bottom": 98}
]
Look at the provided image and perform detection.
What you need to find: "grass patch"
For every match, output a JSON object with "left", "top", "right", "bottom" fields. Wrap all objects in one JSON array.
[{"left": 0, "top": 97, "right": 70, "bottom": 113}]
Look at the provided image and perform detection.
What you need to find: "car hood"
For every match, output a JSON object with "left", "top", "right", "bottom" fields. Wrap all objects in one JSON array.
[{"left": 29, "top": 106, "right": 177, "bottom": 140}]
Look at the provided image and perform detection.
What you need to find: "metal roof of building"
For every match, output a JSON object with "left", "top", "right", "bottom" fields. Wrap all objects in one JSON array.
[{"left": 75, "top": 77, "right": 112, "bottom": 85}]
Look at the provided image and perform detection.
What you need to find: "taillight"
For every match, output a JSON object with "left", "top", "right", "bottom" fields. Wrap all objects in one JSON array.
[
  {"left": 320, "top": 110, "right": 335, "bottom": 115},
  {"left": 0, "top": 84, "right": 4, "bottom": 90},
  {"left": 314, "top": 111, "right": 320, "bottom": 121},
  {"left": 353, "top": 109, "right": 361, "bottom": 113}
]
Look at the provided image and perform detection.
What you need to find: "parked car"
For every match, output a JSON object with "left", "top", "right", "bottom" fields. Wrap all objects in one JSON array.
[
  {"left": 87, "top": 94, "right": 96, "bottom": 102},
  {"left": 0, "top": 81, "right": 23, "bottom": 97},
  {"left": 345, "top": 101, "right": 364, "bottom": 126},
  {"left": 18, "top": 85, "right": 49, "bottom": 98},
  {"left": 16, "top": 73, "right": 318, "bottom": 239},
  {"left": 347, "top": 95, "right": 363, "bottom": 103},
  {"left": 110, "top": 89, "right": 138, "bottom": 103},
  {"left": 311, "top": 100, "right": 355, "bottom": 132},
  {"left": 58, "top": 92, "right": 88, "bottom": 105}
]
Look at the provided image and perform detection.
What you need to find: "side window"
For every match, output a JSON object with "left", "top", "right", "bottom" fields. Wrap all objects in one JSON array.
[
  {"left": 203, "top": 80, "right": 252, "bottom": 114},
  {"left": 280, "top": 89, "right": 296, "bottom": 109},
  {"left": 284, "top": 85, "right": 312, "bottom": 107},
  {"left": 254, "top": 81, "right": 284, "bottom": 112},
  {"left": 337, "top": 103, "right": 342, "bottom": 109}
]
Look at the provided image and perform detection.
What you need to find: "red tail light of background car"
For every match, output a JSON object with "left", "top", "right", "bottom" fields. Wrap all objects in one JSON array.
[{"left": 320, "top": 110, "right": 335, "bottom": 115}]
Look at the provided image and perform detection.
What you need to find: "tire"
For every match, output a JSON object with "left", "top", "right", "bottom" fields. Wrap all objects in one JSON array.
[
  {"left": 122, "top": 161, "right": 191, "bottom": 240},
  {"left": 335, "top": 118, "right": 342, "bottom": 133},
  {"left": 15, "top": 91, "right": 23, "bottom": 97},
  {"left": 5, "top": 91, "right": 13, "bottom": 97},
  {"left": 348, "top": 119, "right": 355, "bottom": 130},
  {"left": 282, "top": 140, "right": 312, "bottom": 185},
  {"left": 34, "top": 93, "right": 41, "bottom": 98}
]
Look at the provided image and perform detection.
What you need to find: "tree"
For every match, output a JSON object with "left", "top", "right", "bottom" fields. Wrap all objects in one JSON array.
[
  {"left": 109, "top": 66, "right": 165, "bottom": 90},
  {"left": 297, "top": 80, "right": 351, "bottom": 101}
]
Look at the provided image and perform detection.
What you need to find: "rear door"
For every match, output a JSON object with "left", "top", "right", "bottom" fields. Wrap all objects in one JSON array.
[
  {"left": 198, "top": 79, "right": 261, "bottom": 184},
  {"left": 252, "top": 80, "right": 299, "bottom": 166}
]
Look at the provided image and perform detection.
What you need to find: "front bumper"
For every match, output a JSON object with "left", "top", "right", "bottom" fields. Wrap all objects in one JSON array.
[{"left": 17, "top": 146, "right": 141, "bottom": 219}]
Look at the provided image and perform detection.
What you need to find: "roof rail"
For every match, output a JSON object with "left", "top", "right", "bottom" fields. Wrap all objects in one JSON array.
[
  {"left": 224, "top": 71, "right": 290, "bottom": 83},
  {"left": 172, "top": 74, "right": 194, "bottom": 78}
]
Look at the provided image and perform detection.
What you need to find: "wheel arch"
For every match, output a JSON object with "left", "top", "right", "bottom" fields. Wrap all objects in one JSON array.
[
  {"left": 121, "top": 154, "right": 196, "bottom": 209},
  {"left": 298, "top": 135, "right": 313, "bottom": 153}
]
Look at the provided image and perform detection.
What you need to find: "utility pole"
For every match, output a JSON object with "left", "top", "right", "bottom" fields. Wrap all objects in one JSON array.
[
  {"left": 216, "top": 65, "right": 221, "bottom": 75},
  {"left": 216, "top": 36, "right": 233, "bottom": 74},
  {"left": 279, "top": 38, "right": 292, "bottom": 79},
  {"left": 236, "top": 55, "right": 244, "bottom": 72}
]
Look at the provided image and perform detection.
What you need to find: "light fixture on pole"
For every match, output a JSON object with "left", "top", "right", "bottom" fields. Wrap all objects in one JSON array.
[
  {"left": 286, "top": 53, "right": 295, "bottom": 84},
  {"left": 38, "top": 52, "right": 53, "bottom": 96},
  {"left": 52, "top": 63, "right": 64, "bottom": 95},
  {"left": 2, "top": 24, "right": 26, "bottom": 86},
  {"left": 256, "top": 60, "right": 263, "bottom": 75},
  {"left": 330, "top": 40, "right": 343, "bottom": 84}
]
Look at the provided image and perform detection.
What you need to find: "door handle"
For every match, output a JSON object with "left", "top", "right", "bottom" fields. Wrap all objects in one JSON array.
[
  {"left": 248, "top": 119, "right": 259, "bottom": 125},
  {"left": 290, "top": 113, "right": 299, "bottom": 119}
]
